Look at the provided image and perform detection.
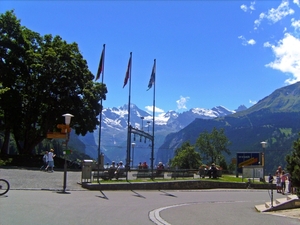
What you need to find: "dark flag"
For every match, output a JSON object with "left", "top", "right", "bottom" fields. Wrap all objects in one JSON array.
[
  {"left": 123, "top": 53, "right": 132, "bottom": 88},
  {"left": 95, "top": 45, "right": 105, "bottom": 81},
  {"left": 147, "top": 59, "right": 156, "bottom": 90}
]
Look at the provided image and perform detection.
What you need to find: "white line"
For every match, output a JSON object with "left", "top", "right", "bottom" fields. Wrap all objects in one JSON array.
[{"left": 149, "top": 203, "right": 190, "bottom": 225}]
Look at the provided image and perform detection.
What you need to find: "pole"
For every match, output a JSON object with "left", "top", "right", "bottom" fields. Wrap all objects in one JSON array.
[
  {"left": 262, "top": 146, "right": 266, "bottom": 182},
  {"left": 63, "top": 132, "right": 70, "bottom": 193},
  {"left": 97, "top": 44, "right": 105, "bottom": 183},
  {"left": 126, "top": 52, "right": 132, "bottom": 180},
  {"left": 151, "top": 59, "right": 156, "bottom": 180},
  {"left": 131, "top": 143, "right": 135, "bottom": 168},
  {"left": 269, "top": 174, "right": 274, "bottom": 208}
]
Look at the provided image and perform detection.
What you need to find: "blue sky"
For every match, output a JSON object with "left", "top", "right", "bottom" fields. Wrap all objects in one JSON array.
[{"left": 2, "top": 0, "right": 300, "bottom": 115}]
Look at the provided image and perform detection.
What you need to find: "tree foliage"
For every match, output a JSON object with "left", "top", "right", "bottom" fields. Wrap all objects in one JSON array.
[
  {"left": 170, "top": 142, "right": 201, "bottom": 169},
  {"left": 286, "top": 133, "right": 300, "bottom": 198},
  {"left": 0, "top": 10, "right": 106, "bottom": 155},
  {"left": 195, "top": 127, "right": 231, "bottom": 164}
]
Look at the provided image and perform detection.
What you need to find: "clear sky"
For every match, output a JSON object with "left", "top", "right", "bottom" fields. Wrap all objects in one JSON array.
[{"left": 2, "top": 0, "right": 300, "bottom": 115}]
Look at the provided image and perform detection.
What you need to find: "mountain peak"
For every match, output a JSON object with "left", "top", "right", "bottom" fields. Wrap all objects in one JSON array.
[{"left": 235, "top": 105, "right": 247, "bottom": 112}]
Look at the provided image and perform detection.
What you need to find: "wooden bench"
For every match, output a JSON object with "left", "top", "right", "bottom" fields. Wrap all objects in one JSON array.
[
  {"left": 92, "top": 171, "right": 108, "bottom": 181},
  {"left": 132, "top": 170, "right": 164, "bottom": 179},
  {"left": 92, "top": 170, "right": 126, "bottom": 181},
  {"left": 198, "top": 169, "right": 222, "bottom": 178},
  {"left": 167, "top": 170, "right": 197, "bottom": 179}
]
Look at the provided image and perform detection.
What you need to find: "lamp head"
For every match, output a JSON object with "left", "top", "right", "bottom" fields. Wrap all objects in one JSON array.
[
  {"left": 62, "top": 113, "right": 74, "bottom": 125},
  {"left": 260, "top": 141, "right": 267, "bottom": 148}
]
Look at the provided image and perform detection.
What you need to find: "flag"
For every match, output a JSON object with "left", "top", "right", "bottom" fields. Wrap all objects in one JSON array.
[
  {"left": 123, "top": 53, "right": 132, "bottom": 88},
  {"left": 147, "top": 59, "right": 156, "bottom": 90},
  {"left": 95, "top": 45, "right": 105, "bottom": 81}
]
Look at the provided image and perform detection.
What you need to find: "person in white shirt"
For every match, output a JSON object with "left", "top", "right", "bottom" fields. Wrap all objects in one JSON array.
[
  {"left": 45, "top": 149, "right": 56, "bottom": 172},
  {"left": 115, "top": 161, "right": 125, "bottom": 179},
  {"left": 40, "top": 151, "right": 48, "bottom": 170}
]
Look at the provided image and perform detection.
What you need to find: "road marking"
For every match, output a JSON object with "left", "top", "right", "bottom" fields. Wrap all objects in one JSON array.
[{"left": 149, "top": 200, "right": 256, "bottom": 224}]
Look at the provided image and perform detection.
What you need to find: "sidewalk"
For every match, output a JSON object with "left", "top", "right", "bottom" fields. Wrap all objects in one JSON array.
[{"left": 0, "top": 167, "right": 84, "bottom": 191}]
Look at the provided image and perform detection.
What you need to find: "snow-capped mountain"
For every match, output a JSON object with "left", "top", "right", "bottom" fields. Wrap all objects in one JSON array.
[
  {"left": 76, "top": 104, "right": 244, "bottom": 163},
  {"left": 101, "top": 104, "right": 235, "bottom": 130}
]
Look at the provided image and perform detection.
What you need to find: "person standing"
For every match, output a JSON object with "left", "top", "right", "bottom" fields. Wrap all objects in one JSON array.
[
  {"left": 281, "top": 170, "right": 288, "bottom": 195},
  {"left": 40, "top": 151, "right": 48, "bottom": 171},
  {"left": 275, "top": 170, "right": 282, "bottom": 193},
  {"left": 46, "top": 149, "right": 56, "bottom": 172}
]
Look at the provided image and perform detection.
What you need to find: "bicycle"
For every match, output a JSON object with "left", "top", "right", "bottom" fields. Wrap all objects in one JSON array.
[{"left": 0, "top": 179, "right": 10, "bottom": 195}]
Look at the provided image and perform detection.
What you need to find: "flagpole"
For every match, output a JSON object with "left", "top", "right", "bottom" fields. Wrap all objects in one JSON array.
[
  {"left": 126, "top": 52, "right": 132, "bottom": 178},
  {"left": 97, "top": 44, "right": 105, "bottom": 183},
  {"left": 151, "top": 59, "right": 156, "bottom": 179}
]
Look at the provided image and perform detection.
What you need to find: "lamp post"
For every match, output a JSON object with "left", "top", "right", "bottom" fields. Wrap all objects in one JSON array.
[
  {"left": 140, "top": 117, "right": 144, "bottom": 131},
  {"left": 131, "top": 142, "right": 136, "bottom": 168},
  {"left": 147, "top": 121, "right": 151, "bottom": 133},
  {"left": 260, "top": 141, "right": 267, "bottom": 182},
  {"left": 62, "top": 113, "right": 74, "bottom": 193}
]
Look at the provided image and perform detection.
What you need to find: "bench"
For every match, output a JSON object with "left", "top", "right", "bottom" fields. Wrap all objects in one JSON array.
[
  {"left": 132, "top": 170, "right": 164, "bottom": 179},
  {"left": 167, "top": 170, "right": 197, "bottom": 179},
  {"left": 92, "top": 171, "right": 108, "bottom": 181},
  {"left": 92, "top": 170, "right": 126, "bottom": 181},
  {"left": 198, "top": 169, "right": 222, "bottom": 178}
]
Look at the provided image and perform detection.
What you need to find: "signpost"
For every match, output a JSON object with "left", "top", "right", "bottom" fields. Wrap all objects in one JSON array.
[{"left": 236, "top": 152, "right": 261, "bottom": 174}]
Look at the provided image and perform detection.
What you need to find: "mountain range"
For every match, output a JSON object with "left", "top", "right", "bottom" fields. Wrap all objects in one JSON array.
[
  {"left": 156, "top": 82, "right": 300, "bottom": 174},
  {"left": 72, "top": 81, "right": 300, "bottom": 173},
  {"left": 73, "top": 103, "right": 245, "bottom": 165}
]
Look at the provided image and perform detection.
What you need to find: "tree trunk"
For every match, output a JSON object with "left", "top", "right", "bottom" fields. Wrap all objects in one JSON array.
[{"left": 0, "top": 128, "right": 10, "bottom": 155}]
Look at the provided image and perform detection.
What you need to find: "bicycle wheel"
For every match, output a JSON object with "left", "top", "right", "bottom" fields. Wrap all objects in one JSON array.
[{"left": 0, "top": 179, "right": 10, "bottom": 195}]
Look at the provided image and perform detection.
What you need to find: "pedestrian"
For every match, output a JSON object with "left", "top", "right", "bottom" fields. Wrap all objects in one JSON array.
[
  {"left": 277, "top": 166, "right": 282, "bottom": 174},
  {"left": 268, "top": 173, "right": 274, "bottom": 184},
  {"left": 40, "top": 151, "right": 48, "bottom": 171},
  {"left": 275, "top": 170, "right": 281, "bottom": 193},
  {"left": 281, "top": 170, "right": 288, "bottom": 195},
  {"left": 287, "top": 173, "right": 291, "bottom": 193},
  {"left": 45, "top": 149, "right": 56, "bottom": 172}
]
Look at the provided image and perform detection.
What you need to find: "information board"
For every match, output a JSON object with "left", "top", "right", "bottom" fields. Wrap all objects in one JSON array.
[{"left": 236, "top": 152, "right": 261, "bottom": 174}]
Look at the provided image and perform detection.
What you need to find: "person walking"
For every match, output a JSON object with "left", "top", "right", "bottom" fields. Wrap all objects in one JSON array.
[
  {"left": 45, "top": 149, "right": 56, "bottom": 172},
  {"left": 40, "top": 151, "right": 48, "bottom": 171}
]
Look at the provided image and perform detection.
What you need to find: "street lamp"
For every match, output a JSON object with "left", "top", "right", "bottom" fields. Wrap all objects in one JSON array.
[
  {"left": 147, "top": 121, "right": 151, "bottom": 133},
  {"left": 131, "top": 142, "right": 136, "bottom": 168},
  {"left": 260, "top": 141, "right": 267, "bottom": 182},
  {"left": 62, "top": 113, "right": 74, "bottom": 193},
  {"left": 140, "top": 117, "right": 144, "bottom": 131}
]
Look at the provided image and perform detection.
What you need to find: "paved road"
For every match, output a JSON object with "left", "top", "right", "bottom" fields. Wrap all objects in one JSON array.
[
  {"left": 1, "top": 168, "right": 299, "bottom": 225},
  {"left": 0, "top": 168, "right": 84, "bottom": 191}
]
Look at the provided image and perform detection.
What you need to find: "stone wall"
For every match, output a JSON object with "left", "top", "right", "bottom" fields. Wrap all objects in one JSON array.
[{"left": 82, "top": 180, "right": 276, "bottom": 191}]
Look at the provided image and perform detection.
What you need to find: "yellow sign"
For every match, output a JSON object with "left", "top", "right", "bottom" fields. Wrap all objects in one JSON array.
[
  {"left": 57, "top": 124, "right": 71, "bottom": 133},
  {"left": 238, "top": 157, "right": 258, "bottom": 168},
  {"left": 47, "top": 132, "right": 67, "bottom": 139}
]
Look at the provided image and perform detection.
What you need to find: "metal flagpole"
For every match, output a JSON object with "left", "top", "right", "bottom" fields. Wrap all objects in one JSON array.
[
  {"left": 126, "top": 52, "right": 132, "bottom": 180},
  {"left": 151, "top": 59, "right": 156, "bottom": 179},
  {"left": 97, "top": 44, "right": 105, "bottom": 183}
]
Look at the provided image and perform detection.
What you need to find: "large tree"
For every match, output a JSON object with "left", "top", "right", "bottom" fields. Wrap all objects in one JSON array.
[
  {"left": 286, "top": 133, "right": 300, "bottom": 198},
  {"left": 0, "top": 11, "right": 106, "bottom": 155},
  {"left": 195, "top": 127, "right": 231, "bottom": 164},
  {"left": 170, "top": 142, "right": 201, "bottom": 169}
]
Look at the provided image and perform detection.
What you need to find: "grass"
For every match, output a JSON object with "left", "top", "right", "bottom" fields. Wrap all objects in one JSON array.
[{"left": 92, "top": 174, "right": 261, "bottom": 184}]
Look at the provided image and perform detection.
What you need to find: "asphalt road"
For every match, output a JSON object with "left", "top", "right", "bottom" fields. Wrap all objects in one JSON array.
[{"left": 1, "top": 168, "right": 299, "bottom": 225}]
